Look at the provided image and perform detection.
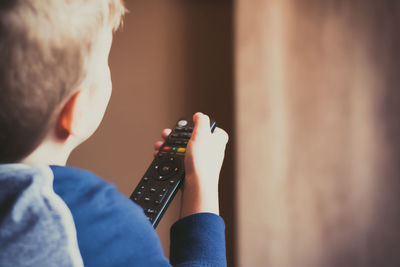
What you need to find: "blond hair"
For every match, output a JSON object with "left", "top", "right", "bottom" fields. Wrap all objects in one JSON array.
[{"left": 0, "top": 0, "right": 125, "bottom": 162}]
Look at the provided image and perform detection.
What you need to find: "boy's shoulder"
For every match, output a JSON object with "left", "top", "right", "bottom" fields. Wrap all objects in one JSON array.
[
  {"left": 51, "top": 165, "right": 145, "bottom": 220},
  {"left": 51, "top": 165, "right": 170, "bottom": 266}
]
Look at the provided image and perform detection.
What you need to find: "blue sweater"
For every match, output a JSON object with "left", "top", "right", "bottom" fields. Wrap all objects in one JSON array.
[{"left": 51, "top": 166, "right": 227, "bottom": 267}]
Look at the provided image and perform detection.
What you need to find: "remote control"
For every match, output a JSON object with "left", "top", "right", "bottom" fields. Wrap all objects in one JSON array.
[{"left": 130, "top": 118, "right": 217, "bottom": 228}]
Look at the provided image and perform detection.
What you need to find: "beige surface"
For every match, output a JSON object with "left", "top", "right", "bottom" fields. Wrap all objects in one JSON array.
[
  {"left": 68, "top": 1, "right": 235, "bottom": 263},
  {"left": 236, "top": 1, "right": 400, "bottom": 267}
]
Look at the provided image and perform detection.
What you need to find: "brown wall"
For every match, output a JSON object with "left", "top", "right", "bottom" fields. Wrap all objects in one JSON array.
[
  {"left": 236, "top": 1, "right": 400, "bottom": 266},
  {"left": 68, "top": 1, "right": 235, "bottom": 265},
  {"left": 67, "top": 1, "right": 400, "bottom": 266}
]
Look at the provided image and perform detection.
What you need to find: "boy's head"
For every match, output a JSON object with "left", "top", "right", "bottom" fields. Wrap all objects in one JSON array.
[{"left": 0, "top": 0, "right": 125, "bottom": 163}]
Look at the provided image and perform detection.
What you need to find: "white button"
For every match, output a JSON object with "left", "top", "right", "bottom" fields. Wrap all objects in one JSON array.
[{"left": 177, "top": 120, "right": 188, "bottom": 127}]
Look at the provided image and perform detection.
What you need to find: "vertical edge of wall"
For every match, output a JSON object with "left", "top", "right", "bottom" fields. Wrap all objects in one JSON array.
[
  {"left": 235, "top": 1, "right": 291, "bottom": 266},
  {"left": 235, "top": 1, "right": 400, "bottom": 266}
]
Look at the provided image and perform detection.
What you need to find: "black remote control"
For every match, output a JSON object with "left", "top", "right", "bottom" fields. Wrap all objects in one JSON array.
[{"left": 130, "top": 118, "right": 217, "bottom": 228}]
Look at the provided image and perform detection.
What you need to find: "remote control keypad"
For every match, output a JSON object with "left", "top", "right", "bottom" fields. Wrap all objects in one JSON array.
[
  {"left": 131, "top": 119, "right": 193, "bottom": 224},
  {"left": 130, "top": 118, "right": 216, "bottom": 227}
]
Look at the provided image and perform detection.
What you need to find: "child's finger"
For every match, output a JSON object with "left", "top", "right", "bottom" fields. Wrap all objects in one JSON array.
[
  {"left": 161, "top": 128, "right": 172, "bottom": 140},
  {"left": 154, "top": 141, "right": 164, "bottom": 150}
]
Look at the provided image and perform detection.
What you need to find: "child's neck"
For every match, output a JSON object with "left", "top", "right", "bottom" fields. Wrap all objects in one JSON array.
[{"left": 21, "top": 139, "right": 74, "bottom": 166}]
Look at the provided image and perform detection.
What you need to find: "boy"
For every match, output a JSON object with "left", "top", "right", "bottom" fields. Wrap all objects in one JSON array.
[{"left": 0, "top": 0, "right": 229, "bottom": 266}]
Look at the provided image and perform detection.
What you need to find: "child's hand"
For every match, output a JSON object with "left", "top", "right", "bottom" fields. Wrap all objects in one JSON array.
[
  {"left": 152, "top": 113, "right": 228, "bottom": 218},
  {"left": 181, "top": 112, "right": 228, "bottom": 217}
]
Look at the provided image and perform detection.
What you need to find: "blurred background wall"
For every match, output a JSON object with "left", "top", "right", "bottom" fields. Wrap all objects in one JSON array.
[
  {"left": 68, "top": 1, "right": 235, "bottom": 265},
  {"left": 68, "top": 0, "right": 400, "bottom": 267},
  {"left": 236, "top": 0, "right": 400, "bottom": 266}
]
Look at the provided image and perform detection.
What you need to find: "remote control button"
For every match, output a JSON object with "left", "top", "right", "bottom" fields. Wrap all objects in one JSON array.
[
  {"left": 177, "top": 147, "right": 186, "bottom": 153},
  {"left": 162, "top": 146, "right": 171, "bottom": 152},
  {"left": 174, "top": 140, "right": 182, "bottom": 145},
  {"left": 157, "top": 152, "right": 166, "bottom": 157},
  {"left": 158, "top": 162, "right": 175, "bottom": 176},
  {"left": 170, "top": 133, "right": 180, "bottom": 138},
  {"left": 177, "top": 133, "right": 187, "bottom": 138},
  {"left": 134, "top": 190, "right": 143, "bottom": 201},
  {"left": 177, "top": 119, "right": 188, "bottom": 127},
  {"left": 161, "top": 165, "right": 170, "bottom": 173},
  {"left": 155, "top": 188, "right": 169, "bottom": 205},
  {"left": 175, "top": 127, "right": 186, "bottom": 132},
  {"left": 162, "top": 165, "right": 170, "bottom": 172},
  {"left": 145, "top": 208, "right": 157, "bottom": 215},
  {"left": 183, "top": 127, "right": 193, "bottom": 133},
  {"left": 158, "top": 192, "right": 166, "bottom": 201}
]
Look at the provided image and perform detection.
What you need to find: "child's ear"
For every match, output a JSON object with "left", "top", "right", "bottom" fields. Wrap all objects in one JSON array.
[{"left": 56, "top": 91, "right": 81, "bottom": 140}]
